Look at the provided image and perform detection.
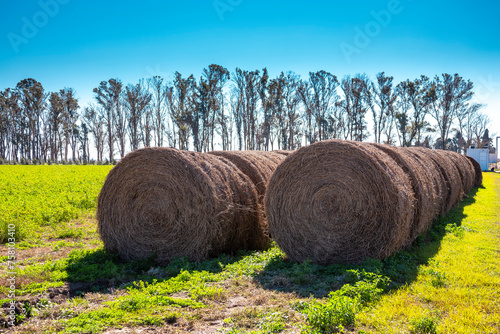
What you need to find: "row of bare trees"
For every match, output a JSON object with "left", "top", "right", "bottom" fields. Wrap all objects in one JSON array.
[{"left": 0, "top": 66, "right": 493, "bottom": 163}]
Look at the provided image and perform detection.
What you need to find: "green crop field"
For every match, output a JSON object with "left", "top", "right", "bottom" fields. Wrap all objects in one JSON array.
[
  {"left": 0, "top": 166, "right": 112, "bottom": 244},
  {"left": 0, "top": 166, "right": 499, "bottom": 333}
]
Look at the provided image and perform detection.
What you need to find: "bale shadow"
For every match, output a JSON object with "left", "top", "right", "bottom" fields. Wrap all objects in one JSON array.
[
  {"left": 253, "top": 187, "right": 479, "bottom": 298},
  {"left": 58, "top": 247, "right": 247, "bottom": 297}
]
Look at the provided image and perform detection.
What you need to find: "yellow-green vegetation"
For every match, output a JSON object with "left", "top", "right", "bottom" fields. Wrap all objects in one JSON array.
[
  {"left": 0, "top": 165, "right": 112, "bottom": 242},
  {"left": 0, "top": 168, "right": 498, "bottom": 333},
  {"left": 356, "top": 173, "right": 500, "bottom": 333}
]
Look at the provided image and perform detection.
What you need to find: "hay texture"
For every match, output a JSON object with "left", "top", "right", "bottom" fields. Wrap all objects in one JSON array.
[
  {"left": 208, "top": 150, "right": 286, "bottom": 197},
  {"left": 408, "top": 147, "right": 463, "bottom": 214},
  {"left": 208, "top": 150, "right": 288, "bottom": 239},
  {"left": 455, "top": 153, "right": 476, "bottom": 193},
  {"left": 466, "top": 156, "right": 483, "bottom": 187},
  {"left": 265, "top": 139, "right": 415, "bottom": 265},
  {"left": 440, "top": 150, "right": 474, "bottom": 196},
  {"left": 400, "top": 148, "right": 447, "bottom": 217},
  {"left": 98, "top": 147, "right": 267, "bottom": 265},
  {"left": 368, "top": 143, "right": 436, "bottom": 241}
]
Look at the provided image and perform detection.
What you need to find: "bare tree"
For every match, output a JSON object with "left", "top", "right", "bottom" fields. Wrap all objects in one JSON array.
[
  {"left": 429, "top": 74, "right": 474, "bottom": 150},
  {"left": 15, "top": 78, "right": 46, "bottom": 161},
  {"left": 83, "top": 104, "right": 106, "bottom": 162},
  {"left": 268, "top": 74, "right": 286, "bottom": 149},
  {"left": 0, "top": 89, "right": 19, "bottom": 160},
  {"left": 148, "top": 76, "right": 167, "bottom": 147},
  {"left": 232, "top": 68, "right": 261, "bottom": 150},
  {"left": 123, "top": 80, "right": 152, "bottom": 151},
  {"left": 108, "top": 79, "right": 125, "bottom": 158},
  {"left": 282, "top": 72, "right": 302, "bottom": 150},
  {"left": 200, "top": 65, "right": 230, "bottom": 151},
  {"left": 0, "top": 91, "right": 8, "bottom": 160},
  {"left": 48, "top": 92, "right": 64, "bottom": 161},
  {"left": 230, "top": 86, "right": 244, "bottom": 150},
  {"left": 340, "top": 75, "right": 370, "bottom": 141},
  {"left": 93, "top": 80, "right": 116, "bottom": 162},
  {"left": 166, "top": 72, "right": 196, "bottom": 151},
  {"left": 307, "top": 71, "right": 339, "bottom": 142},
  {"left": 406, "top": 76, "right": 431, "bottom": 146},
  {"left": 471, "top": 112, "right": 491, "bottom": 148},
  {"left": 456, "top": 102, "right": 482, "bottom": 153},
  {"left": 59, "top": 88, "right": 79, "bottom": 161},
  {"left": 258, "top": 68, "right": 271, "bottom": 150},
  {"left": 0, "top": 89, "right": 22, "bottom": 161},
  {"left": 367, "top": 72, "right": 396, "bottom": 144}
]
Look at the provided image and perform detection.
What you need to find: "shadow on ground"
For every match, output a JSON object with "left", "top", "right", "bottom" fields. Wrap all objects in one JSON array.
[
  {"left": 252, "top": 187, "right": 480, "bottom": 298},
  {"left": 56, "top": 246, "right": 247, "bottom": 297}
]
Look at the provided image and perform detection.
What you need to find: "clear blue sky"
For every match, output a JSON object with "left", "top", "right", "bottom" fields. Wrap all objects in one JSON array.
[{"left": 1, "top": 0, "right": 499, "bottom": 144}]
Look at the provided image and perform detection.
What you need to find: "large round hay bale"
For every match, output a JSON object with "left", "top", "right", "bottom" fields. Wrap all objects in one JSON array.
[
  {"left": 408, "top": 147, "right": 463, "bottom": 213},
  {"left": 98, "top": 147, "right": 267, "bottom": 265},
  {"left": 440, "top": 150, "right": 474, "bottom": 196},
  {"left": 455, "top": 153, "right": 476, "bottom": 193},
  {"left": 400, "top": 147, "right": 446, "bottom": 217},
  {"left": 466, "top": 156, "right": 483, "bottom": 187},
  {"left": 208, "top": 150, "right": 288, "bottom": 239},
  {"left": 265, "top": 139, "right": 415, "bottom": 265},
  {"left": 368, "top": 144, "right": 436, "bottom": 241}
]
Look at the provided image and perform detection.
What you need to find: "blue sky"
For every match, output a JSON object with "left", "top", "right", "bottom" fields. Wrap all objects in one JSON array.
[{"left": 1, "top": 0, "right": 499, "bottom": 143}]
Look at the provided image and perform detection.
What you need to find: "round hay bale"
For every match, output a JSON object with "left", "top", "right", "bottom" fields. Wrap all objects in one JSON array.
[
  {"left": 466, "top": 156, "right": 483, "bottom": 187},
  {"left": 208, "top": 150, "right": 288, "bottom": 239},
  {"left": 368, "top": 143, "right": 436, "bottom": 241},
  {"left": 440, "top": 150, "right": 474, "bottom": 196},
  {"left": 265, "top": 139, "right": 415, "bottom": 265},
  {"left": 408, "top": 147, "right": 463, "bottom": 213},
  {"left": 98, "top": 147, "right": 267, "bottom": 265},
  {"left": 400, "top": 147, "right": 446, "bottom": 217},
  {"left": 455, "top": 153, "right": 476, "bottom": 193}
]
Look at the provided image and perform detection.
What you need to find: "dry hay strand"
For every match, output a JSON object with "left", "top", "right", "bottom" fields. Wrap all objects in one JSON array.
[
  {"left": 408, "top": 147, "right": 463, "bottom": 214},
  {"left": 439, "top": 150, "right": 474, "bottom": 196},
  {"left": 97, "top": 147, "right": 267, "bottom": 265},
  {"left": 265, "top": 139, "right": 415, "bottom": 265},
  {"left": 208, "top": 150, "right": 288, "bottom": 239},
  {"left": 368, "top": 143, "right": 436, "bottom": 241},
  {"left": 400, "top": 147, "right": 447, "bottom": 217},
  {"left": 466, "top": 156, "right": 483, "bottom": 187}
]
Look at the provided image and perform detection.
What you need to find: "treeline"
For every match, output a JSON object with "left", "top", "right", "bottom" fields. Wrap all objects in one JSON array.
[{"left": 0, "top": 65, "right": 493, "bottom": 163}]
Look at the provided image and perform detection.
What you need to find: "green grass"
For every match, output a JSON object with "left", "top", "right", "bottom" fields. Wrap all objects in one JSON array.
[
  {"left": 0, "top": 168, "right": 499, "bottom": 333},
  {"left": 355, "top": 173, "right": 500, "bottom": 333},
  {"left": 0, "top": 165, "right": 112, "bottom": 242}
]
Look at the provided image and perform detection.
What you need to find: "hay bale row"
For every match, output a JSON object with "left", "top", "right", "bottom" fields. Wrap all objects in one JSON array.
[
  {"left": 265, "top": 140, "right": 481, "bottom": 265},
  {"left": 98, "top": 147, "right": 288, "bottom": 264}
]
